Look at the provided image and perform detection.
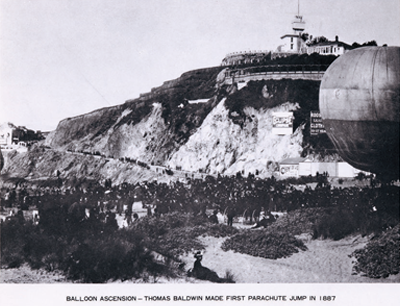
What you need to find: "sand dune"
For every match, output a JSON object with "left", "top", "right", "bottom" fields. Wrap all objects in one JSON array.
[{"left": 181, "top": 235, "right": 400, "bottom": 283}]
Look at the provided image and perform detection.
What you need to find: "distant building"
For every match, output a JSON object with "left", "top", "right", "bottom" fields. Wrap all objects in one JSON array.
[
  {"left": 0, "top": 122, "right": 45, "bottom": 148},
  {"left": 276, "top": 15, "right": 307, "bottom": 56},
  {"left": 279, "top": 156, "right": 370, "bottom": 178},
  {"left": 0, "top": 123, "right": 16, "bottom": 146},
  {"left": 221, "top": 14, "right": 309, "bottom": 65},
  {"left": 277, "top": 14, "right": 352, "bottom": 57},
  {"left": 306, "top": 36, "right": 353, "bottom": 56},
  {"left": 221, "top": 6, "right": 353, "bottom": 66}
]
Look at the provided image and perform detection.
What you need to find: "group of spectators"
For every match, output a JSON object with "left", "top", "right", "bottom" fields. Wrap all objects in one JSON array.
[
  {"left": 1, "top": 183, "right": 137, "bottom": 230},
  {"left": 1, "top": 173, "right": 398, "bottom": 230},
  {"left": 137, "top": 174, "right": 398, "bottom": 224}
]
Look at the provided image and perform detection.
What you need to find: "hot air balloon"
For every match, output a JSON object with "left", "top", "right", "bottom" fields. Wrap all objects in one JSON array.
[{"left": 319, "top": 46, "right": 399, "bottom": 179}]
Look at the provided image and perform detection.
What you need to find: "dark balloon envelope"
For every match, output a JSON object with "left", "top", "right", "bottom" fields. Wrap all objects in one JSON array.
[{"left": 319, "top": 46, "right": 400, "bottom": 178}]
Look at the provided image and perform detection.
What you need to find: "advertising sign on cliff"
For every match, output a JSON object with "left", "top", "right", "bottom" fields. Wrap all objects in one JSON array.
[
  {"left": 310, "top": 111, "right": 326, "bottom": 135},
  {"left": 272, "top": 112, "right": 293, "bottom": 135},
  {"left": 279, "top": 164, "right": 299, "bottom": 177}
]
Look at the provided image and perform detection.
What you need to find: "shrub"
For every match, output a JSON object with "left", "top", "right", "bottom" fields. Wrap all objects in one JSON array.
[
  {"left": 1, "top": 219, "right": 35, "bottom": 268},
  {"left": 350, "top": 225, "right": 400, "bottom": 278},
  {"left": 165, "top": 169, "right": 174, "bottom": 175},
  {"left": 268, "top": 207, "right": 328, "bottom": 236},
  {"left": 1, "top": 211, "right": 238, "bottom": 282},
  {"left": 312, "top": 209, "right": 357, "bottom": 240},
  {"left": 221, "top": 229, "right": 307, "bottom": 259},
  {"left": 131, "top": 213, "right": 238, "bottom": 257},
  {"left": 223, "top": 270, "right": 235, "bottom": 283},
  {"left": 65, "top": 233, "right": 165, "bottom": 283},
  {"left": 0, "top": 215, "right": 183, "bottom": 283}
]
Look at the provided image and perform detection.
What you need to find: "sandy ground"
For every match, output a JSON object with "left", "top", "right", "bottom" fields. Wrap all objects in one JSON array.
[
  {"left": 2, "top": 232, "right": 399, "bottom": 284},
  {"left": 0, "top": 264, "right": 68, "bottom": 283},
  {"left": 1, "top": 205, "right": 399, "bottom": 284},
  {"left": 180, "top": 234, "right": 400, "bottom": 283}
]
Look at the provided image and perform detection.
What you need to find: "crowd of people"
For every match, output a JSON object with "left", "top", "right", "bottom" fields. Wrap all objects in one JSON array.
[{"left": 1, "top": 172, "right": 398, "bottom": 230}]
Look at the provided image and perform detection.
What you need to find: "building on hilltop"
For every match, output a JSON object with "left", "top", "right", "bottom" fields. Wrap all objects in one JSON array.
[
  {"left": 275, "top": 15, "right": 308, "bottom": 58},
  {"left": 306, "top": 36, "right": 353, "bottom": 56},
  {"left": 221, "top": 5, "right": 307, "bottom": 65},
  {"left": 221, "top": 4, "right": 352, "bottom": 66},
  {"left": 0, "top": 122, "right": 44, "bottom": 148},
  {"left": 0, "top": 123, "right": 14, "bottom": 146}
]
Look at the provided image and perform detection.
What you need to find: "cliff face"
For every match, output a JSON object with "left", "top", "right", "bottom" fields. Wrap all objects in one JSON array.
[
  {"left": 46, "top": 67, "right": 223, "bottom": 164},
  {"left": 46, "top": 105, "right": 125, "bottom": 150},
  {"left": 4, "top": 64, "right": 336, "bottom": 183},
  {"left": 168, "top": 99, "right": 303, "bottom": 177}
]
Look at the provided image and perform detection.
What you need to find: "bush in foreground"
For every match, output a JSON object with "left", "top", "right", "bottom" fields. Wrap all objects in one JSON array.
[
  {"left": 65, "top": 233, "right": 173, "bottom": 283},
  {"left": 272, "top": 199, "right": 399, "bottom": 242},
  {"left": 1, "top": 217, "right": 183, "bottom": 283},
  {"left": 131, "top": 212, "right": 238, "bottom": 257},
  {"left": 1, "top": 212, "right": 238, "bottom": 283},
  {"left": 350, "top": 224, "right": 400, "bottom": 278},
  {"left": 269, "top": 207, "right": 328, "bottom": 236},
  {"left": 311, "top": 209, "right": 358, "bottom": 240},
  {"left": 221, "top": 229, "right": 307, "bottom": 259}
]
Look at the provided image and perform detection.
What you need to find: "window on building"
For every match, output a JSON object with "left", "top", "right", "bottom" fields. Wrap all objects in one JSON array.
[
  {"left": 291, "top": 37, "right": 293, "bottom": 42},
  {"left": 291, "top": 44, "right": 293, "bottom": 50}
]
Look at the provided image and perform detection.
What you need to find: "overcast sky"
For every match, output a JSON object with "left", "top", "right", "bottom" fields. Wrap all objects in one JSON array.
[{"left": 1, "top": 0, "right": 399, "bottom": 131}]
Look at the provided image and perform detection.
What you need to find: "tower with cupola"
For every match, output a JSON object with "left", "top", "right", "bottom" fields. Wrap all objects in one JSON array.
[{"left": 278, "top": 1, "right": 307, "bottom": 54}]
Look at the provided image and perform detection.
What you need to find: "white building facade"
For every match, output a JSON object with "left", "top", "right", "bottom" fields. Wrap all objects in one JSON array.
[{"left": 306, "top": 36, "right": 353, "bottom": 56}]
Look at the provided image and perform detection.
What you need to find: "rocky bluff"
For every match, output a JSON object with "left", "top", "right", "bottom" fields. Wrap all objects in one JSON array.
[{"left": 5, "top": 56, "right": 338, "bottom": 184}]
